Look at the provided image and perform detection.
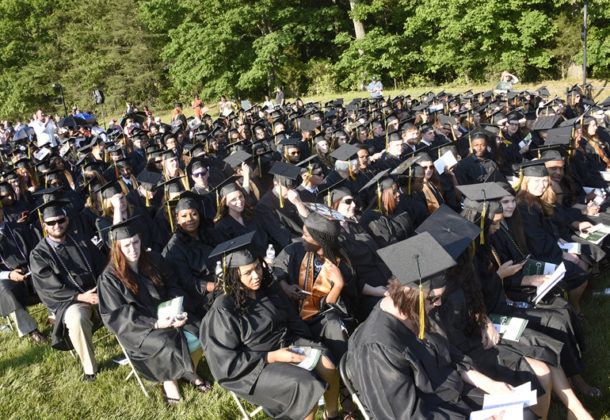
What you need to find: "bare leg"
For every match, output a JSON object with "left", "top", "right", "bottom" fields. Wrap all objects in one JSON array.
[
  {"left": 314, "top": 355, "right": 340, "bottom": 418},
  {"left": 568, "top": 280, "right": 588, "bottom": 314},
  {"left": 551, "top": 368, "right": 593, "bottom": 420},
  {"left": 182, "top": 347, "right": 212, "bottom": 391},
  {"left": 303, "top": 407, "right": 317, "bottom": 420},
  {"left": 524, "top": 357, "right": 551, "bottom": 420}
]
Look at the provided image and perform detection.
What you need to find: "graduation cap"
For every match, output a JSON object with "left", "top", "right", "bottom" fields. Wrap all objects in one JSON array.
[
  {"left": 358, "top": 168, "right": 393, "bottom": 213},
  {"left": 116, "top": 157, "right": 132, "bottom": 169},
  {"left": 298, "top": 118, "right": 316, "bottom": 133},
  {"left": 536, "top": 86, "right": 551, "bottom": 98},
  {"left": 108, "top": 217, "right": 141, "bottom": 242},
  {"left": 532, "top": 115, "right": 561, "bottom": 131},
  {"left": 97, "top": 179, "right": 124, "bottom": 199},
  {"left": 224, "top": 150, "right": 252, "bottom": 169},
  {"left": 317, "top": 178, "right": 349, "bottom": 207},
  {"left": 415, "top": 204, "right": 481, "bottom": 259},
  {"left": 296, "top": 154, "right": 321, "bottom": 177},
  {"left": 174, "top": 191, "right": 203, "bottom": 213},
  {"left": 514, "top": 159, "right": 552, "bottom": 178},
  {"left": 391, "top": 155, "right": 423, "bottom": 193},
  {"left": 0, "top": 182, "right": 14, "bottom": 196},
  {"left": 545, "top": 126, "right": 573, "bottom": 147},
  {"left": 136, "top": 171, "right": 163, "bottom": 207},
  {"left": 376, "top": 231, "right": 456, "bottom": 339},
  {"left": 2, "top": 170, "right": 19, "bottom": 182},
  {"left": 456, "top": 182, "right": 508, "bottom": 243},
  {"left": 209, "top": 231, "right": 258, "bottom": 291}
]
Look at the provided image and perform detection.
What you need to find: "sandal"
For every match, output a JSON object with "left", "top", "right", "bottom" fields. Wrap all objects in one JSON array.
[
  {"left": 343, "top": 411, "right": 359, "bottom": 420},
  {"left": 323, "top": 411, "right": 341, "bottom": 420},
  {"left": 192, "top": 379, "right": 213, "bottom": 393},
  {"left": 161, "top": 389, "right": 181, "bottom": 406}
]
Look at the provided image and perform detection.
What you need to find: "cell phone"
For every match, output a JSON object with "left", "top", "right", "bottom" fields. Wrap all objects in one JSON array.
[
  {"left": 299, "top": 289, "right": 312, "bottom": 296},
  {"left": 517, "top": 254, "right": 531, "bottom": 265}
]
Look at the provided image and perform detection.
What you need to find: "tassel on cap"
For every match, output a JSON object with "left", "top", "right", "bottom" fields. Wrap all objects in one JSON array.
[{"left": 414, "top": 254, "right": 425, "bottom": 340}]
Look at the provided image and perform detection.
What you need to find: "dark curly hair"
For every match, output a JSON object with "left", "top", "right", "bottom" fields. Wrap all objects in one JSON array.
[{"left": 211, "top": 258, "right": 274, "bottom": 314}]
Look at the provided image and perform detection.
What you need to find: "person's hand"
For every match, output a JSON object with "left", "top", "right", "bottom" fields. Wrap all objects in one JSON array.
[
  {"left": 482, "top": 321, "right": 500, "bottom": 350},
  {"left": 241, "top": 162, "right": 251, "bottom": 178},
  {"left": 370, "top": 151, "right": 385, "bottom": 162},
  {"left": 155, "top": 314, "right": 187, "bottom": 329},
  {"left": 109, "top": 194, "right": 122, "bottom": 211},
  {"left": 557, "top": 238, "right": 567, "bottom": 245},
  {"left": 266, "top": 348, "right": 307, "bottom": 364},
  {"left": 9, "top": 269, "right": 27, "bottom": 282},
  {"left": 584, "top": 201, "right": 600, "bottom": 216},
  {"left": 485, "top": 411, "right": 505, "bottom": 420},
  {"left": 77, "top": 287, "right": 98, "bottom": 305},
  {"left": 496, "top": 260, "right": 525, "bottom": 280},
  {"left": 485, "top": 381, "right": 515, "bottom": 395},
  {"left": 562, "top": 252, "right": 580, "bottom": 264},
  {"left": 578, "top": 221, "right": 593, "bottom": 234},
  {"left": 519, "top": 143, "right": 530, "bottom": 155},
  {"left": 281, "top": 282, "right": 306, "bottom": 300},
  {"left": 521, "top": 274, "right": 548, "bottom": 287},
  {"left": 285, "top": 188, "right": 301, "bottom": 205}
]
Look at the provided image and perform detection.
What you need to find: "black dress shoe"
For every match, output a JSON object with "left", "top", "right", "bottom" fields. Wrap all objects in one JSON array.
[
  {"left": 83, "top": 373, "right": 96, "bottom": 382},
  {"left": 28, "top": 330, "right": 49, "bottom": 345}
]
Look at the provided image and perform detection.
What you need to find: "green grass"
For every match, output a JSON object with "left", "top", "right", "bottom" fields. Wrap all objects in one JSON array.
[{"left": 1, "top": 272, "right": 608, "bottom": 420}]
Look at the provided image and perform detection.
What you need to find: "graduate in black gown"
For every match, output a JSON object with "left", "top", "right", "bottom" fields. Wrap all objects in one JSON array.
[
  {"left": 0, "top": 205, "right": 47, "bottom": 343},
  {"left": 29, "top": 200, "right": 106, "bottom": 380},
  {"left": 162, "top": 192, "right": 215, "bottom": 318},
  {"left": 98, "top": 219, "right": 212, "bottom": 405},
  {"left": 201, "top": 233, "right": 341, "bottom": 420},
  {"left": 345, "top": 233, "right": 536, "bottom": 420},
  {"left": 454, "top": 132, "right": 507, "bottom": 185}
]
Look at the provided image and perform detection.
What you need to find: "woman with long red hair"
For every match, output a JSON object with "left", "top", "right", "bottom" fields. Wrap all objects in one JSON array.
[{"left": 98, "top": 219, "right": 212, "bottom": 405}]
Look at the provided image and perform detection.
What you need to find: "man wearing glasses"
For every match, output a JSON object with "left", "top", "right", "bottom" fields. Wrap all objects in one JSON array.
[{"left": 29, "top": 200, "right": 106, "bottom": 382}]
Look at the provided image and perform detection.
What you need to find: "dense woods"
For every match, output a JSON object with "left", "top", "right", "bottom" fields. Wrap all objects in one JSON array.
[{"left": 0, "top": 0, "right": 607, "bottom": 119}]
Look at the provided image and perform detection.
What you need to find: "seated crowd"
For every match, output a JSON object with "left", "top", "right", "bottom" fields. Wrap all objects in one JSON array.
[{"left": 1, "top": 86, "right": 608, "bottom": 419}]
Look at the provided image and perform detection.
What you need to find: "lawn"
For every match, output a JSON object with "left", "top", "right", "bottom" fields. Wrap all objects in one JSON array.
[{"left": 0, "top": 271, "right": 608, "bottom": 420}]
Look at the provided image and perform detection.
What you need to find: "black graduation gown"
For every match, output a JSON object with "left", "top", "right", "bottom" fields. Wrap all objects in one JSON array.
[
  {"left": 0, "top": 222, "right": 39, "bottom": 316},
  {"left": 454, "top": 154, "right": 507, "bottom": 185},
  {"left": 272, "top": 241, "right": 355, "bottom": 363},
  {"left": 337, "top": 222, "right": 391, "bottom": 321},
  {"left": 200, "top": 284, "right": 327, "bottom": 420},
  {"left": 213, "top": 215, "right": 268, "bottom": 258},
  {"left": 151, "top": 207, "right": 173, "bottom": 253},
  {"left": 98, "top": 255, "right": 199, "bottom": 382},
  {"left": 127, "top": 149, "right": 147, "bottom": 176},
  {"left": 474, "top": 247, "right": 585, "bottom": 377},
  {"left": 395, "top": 191, "right": 429, "bottom": 227},
  {"left": 253, "top": 191, "right": 304, "bottom": 251},
  {"left": 162, "top": 227, "right": 214, "bottom": 317},
  {"left": 430, "top": 288, "right": 547, "bottom": 392},
  {"left": 345, "top": 305, "right": 480, "bottom": 420},
  {"left": 29, "top": 235, "right": 106, "bottom": 350},
  {"left": 359, "top": 209, "right": 412, "bottom": 248},
  {"left": 518, "top": 203, "right": 588, "bottom": 291}
]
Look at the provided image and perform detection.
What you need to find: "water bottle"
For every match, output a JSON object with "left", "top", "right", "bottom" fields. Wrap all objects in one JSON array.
[
  {"left": 592, "top": 288, "right": 610, "bottom": 296},
  {"left": 215, "top": 260, "right": 223, "bottom": 282},
  {"left": 266, "top": 244, "right": 276, "bottom": 263}
]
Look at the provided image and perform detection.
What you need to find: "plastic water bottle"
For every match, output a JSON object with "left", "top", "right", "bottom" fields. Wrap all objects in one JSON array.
[
  {"left": 592, "top": 288, "right": 610, "bottom": 296},
  {"left": 266, "top": 244, "right": 276, "bottom": 263},
  {"left": 215, "top": 260, "right": 223, "bottom": 282}
]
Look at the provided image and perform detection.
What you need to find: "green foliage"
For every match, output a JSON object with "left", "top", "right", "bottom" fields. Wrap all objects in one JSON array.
[{"left": 0, "top": 0, "right": 607, "bottom": 120}]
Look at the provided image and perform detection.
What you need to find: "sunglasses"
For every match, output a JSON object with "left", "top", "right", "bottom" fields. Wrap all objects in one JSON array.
[
  {"left": 342, "top": 198, "right": 355, "bottom": 205},
  {"left": 192, "top": 170, "right": 208, "bottom": 177},
  {"left": 45, "top": 217, "right": 66, "bottom": 226},
  {"left": 426, "top": 294, "right": 442, "bottom": 305}
]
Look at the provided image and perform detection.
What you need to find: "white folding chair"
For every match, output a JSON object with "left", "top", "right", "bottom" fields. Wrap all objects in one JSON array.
[
  {"left": 115, "top": 336, "right": 157, "bottom": 397},
  {"left": 230, "top": 391, "right": 264, "bottom": 420},
  {"left": 3, "top": 304, "right": 48, "bottom": 333},
  {"left": 339, "top": 355, "right": 370, "bottom": 420}
]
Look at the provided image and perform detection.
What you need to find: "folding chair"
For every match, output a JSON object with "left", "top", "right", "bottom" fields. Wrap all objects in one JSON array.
[
  {"left": 115, "top": 336, "right": 157, "bottom": 397},
  {"left": 339, "top": 354, "right": 371, "bottom": 420},
  {"left": 3, "top": 304, "right": 48, "bottom": 333},
  {"left": 230, "top": 391, "right": 264, "bottom": 420}
]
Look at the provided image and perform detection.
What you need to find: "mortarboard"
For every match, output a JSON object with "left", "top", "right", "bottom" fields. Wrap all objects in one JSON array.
[
  {"left": 514, "top": 159, "right": 552, "bottom": 178},
  {"left": 298, "top": 118, "right": 316, "bottom": 133},
  {"left": 108, "top": 217, "right": 141, "bottom": 242},
  {"left": 174, "top": 191, "right": 203, "bottom": 213},
  {"left": 33, "top": 199, "right": 69, "bottom": 225},
  {"left": 224, "top": 150, "right": 252, "bottom": 170},
  {"left": 415, "top": 204, "right": 481, "bottom": 259},
  {"left": 209, "top": 231, "right": 257, "bottom": 275},
  {"left": 317, "top": 178, "right": 349, "bottom": 207},
  {"left": 456, "top": 182, "right": 508, "bottom": 243},
  {"left": 532, "top": 115, "right": 561, "bottom": 131}
]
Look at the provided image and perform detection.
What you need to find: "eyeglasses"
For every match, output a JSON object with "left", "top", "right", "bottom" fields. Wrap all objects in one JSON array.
[
  {"left": 192, "top": 170, "right": 208, "bottom": 177},
  {"left": 45, "top": 217, "right": 66, "bottom": 226},
  {"left": 311, "top": 171, "right": 323, "bottom": 176},
  {"left": 342, "top": 198, "right": 355, "bottom": 205},
  {"left": 289, "top": 151, "right": 300, "bottom": 156},
  {"left": 426, "top": 294, "right": 442, "bottom": 305}
]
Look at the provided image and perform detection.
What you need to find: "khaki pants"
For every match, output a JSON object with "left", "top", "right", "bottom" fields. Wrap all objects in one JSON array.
[
  {"left": 9, "top": 307, "right": 38, "bottom": 337},
  {"left": 64, "top": 303, "right": 97, "bottom": 375}
]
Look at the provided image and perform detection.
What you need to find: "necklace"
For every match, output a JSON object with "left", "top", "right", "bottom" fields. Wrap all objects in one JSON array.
[{"left": 47, "top": 235, "right": 94, "bottom": 293}]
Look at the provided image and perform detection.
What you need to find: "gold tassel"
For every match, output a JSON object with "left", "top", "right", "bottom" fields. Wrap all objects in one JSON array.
[
  {"left": 514, "top": 168, "right": 523, "bottom": 192},
  {"left": 348, "top": 161, "right": 356, "bottom": 181},
  {"left": 480, "top": 202, "right": 486, "bottom": 245},
  {"left": 327, "top": 191, "right": 331, "bottom": 207},
  {"left": 376, "top": 182, "right": 382, "bottom": 214},
  {"left": 38, "top": 210, "right": 47, "bottom": 238},
  {"left": 418, "top": 282, "right": 425, "bottom": 340},
  {"left": 145, "top": 189, "right": 150, "bottom": 207},
  {"left": 408, "top": 166, "right": 412, "bottom": 195},
  {"left": 278, "top": 183, "right": 284, "bottom": 208},
  {"left": 258, "top": 157, "right": 262, "bottom": 178},
  {"left": 222, "top": 255, "right": 227, "bottom": 294},
  {"left": 215, "top": 190, "right": 221, "bottom": 219},
  {"left": 167, "top": 201, "right": 175, "bottom": 232}
]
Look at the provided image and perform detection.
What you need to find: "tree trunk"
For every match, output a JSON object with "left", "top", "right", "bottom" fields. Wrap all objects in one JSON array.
[{"left": 349, "top": 0, "right": 365, "bottom": 56}]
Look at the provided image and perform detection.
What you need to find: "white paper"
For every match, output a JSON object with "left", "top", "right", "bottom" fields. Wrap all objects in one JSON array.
[
  {"left": 290, "top": 347, "right": 321, "bottom": 371},
  {"left": 433, "top": 150, "right": 458, "bottom": 174},
  {"left": 600, "top": 171, "right": 610, "bottom": 182},
  {"left": 470, "top": 403, "right": 524, "bottom": 420},
  {"left": 557, "top": 242, "right": 581, "bottom": 254},
  {"left": 34, "top": 148, "right": 51, "bottom": 161},
  {"left": 534, "top": 263, "right": 565, "bottom": 304},
  {"left": 482, "top": 382, "right": 536, "bottom": 415},
  {"left": 157, "top": 296, "right": 183, "bottom": 321}
]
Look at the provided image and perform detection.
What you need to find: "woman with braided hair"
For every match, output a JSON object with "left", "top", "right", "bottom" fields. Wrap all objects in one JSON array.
[{"left": 200, "top": 233, "right": 341, "bottom": 420}]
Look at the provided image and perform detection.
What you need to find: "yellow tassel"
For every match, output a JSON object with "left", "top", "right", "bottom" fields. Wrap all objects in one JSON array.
[
  {"left": 480, "top": 202, "right": 486, "bottom": 245},
  {"left": 222, "top": 255, "right": 227, "bottom": 295},
  {"left": 514, "top": 168, "right": 523, "bottom": 192},
  {"left": 376, "top": 182, "right": 382, "bottom": 214},
  {"left": 327, "top": 191, "right": 331, "bottom": 207},
  {"left": 348, "top": 161, "right": 356, "bottom": 181},
  {"left": 258, "top": 157, "right": 262, "bottom": 178},
  {"left": 215, "top": 190, "right": 221, "bottom": 219},
  {"left": 145, "top": 190, "right": 150, "bottom": 207},
  {"left": 408, "top": 167, "right": 412, "bottom": 195},
  {"left": 167, "top": 201, "right": 175, "bottom": 232},
  {"left": 418, "top": 284, "right": 425, "bottom": 340},
  {"left": 308, "top": 164, "right": 313, "bottom": 177},
  {"left": 278, "top": 183, "right": 284, "bottom": 208},
  {"left": 38, "top": 211, "right": 46, "bottom": 238}
]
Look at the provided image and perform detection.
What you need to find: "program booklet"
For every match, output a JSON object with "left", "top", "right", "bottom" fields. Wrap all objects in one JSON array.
[
  {"left": 157, "top": 296, "right": 184, "bottom": 321},
  {"left": 289, "top": 347, "right": 322, "bottom": 371},
  {"left": 433, "top": 150, "right": 458, "bottom": 174},
  {"left": 578, "top": 223, "right": 610, "bottom": 245},
  {"left": 533, "top": 263, "right": 566, "bottom": 304},
  {"left": 557, "top": 241, "right": 582, "bottom": 254},
  {"left": 522, "top": 259, "right": 556, "bottom": 276},
  {"left": 489, "top": 314, "right": 529, "bottom": 342}
]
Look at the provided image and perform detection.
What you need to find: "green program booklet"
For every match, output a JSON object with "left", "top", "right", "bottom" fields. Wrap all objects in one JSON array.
[
  {"left": 489, "top": 314, "right": 529, "bottom": 342},
  {"left": 522, "top": 259, "right": 556, "bottom": 276},
  {"left": 578, "top": 223, "right": 610, "bottom": 245},
  {"left": 157, "top": 296, "right": 184, "bottom": 321}
]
